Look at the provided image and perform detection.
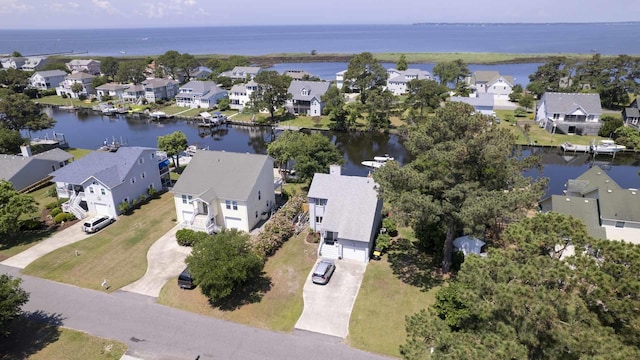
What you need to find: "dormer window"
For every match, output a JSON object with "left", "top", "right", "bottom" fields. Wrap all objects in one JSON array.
[{"left": 301, "top": 88, "right": 308, "bottom": 96}]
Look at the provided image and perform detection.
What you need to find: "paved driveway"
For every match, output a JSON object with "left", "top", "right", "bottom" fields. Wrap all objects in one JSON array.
[
  {"left": 121, "top": 225, "right": 191, "bottom": 297},
  {"left": 1, "top": 221, "right": 91, "bottom": 269},
  {"left": 295, "top": 259, "right": 367, "bottom": 338}
]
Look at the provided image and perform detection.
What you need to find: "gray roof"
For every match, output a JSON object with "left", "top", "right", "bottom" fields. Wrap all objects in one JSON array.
[
  {"left": 66, "top": 59, "right": 100, "bottom": 66},
  {"left": 66, "top": 72, "right": 96, "bottom": 80},
  {"left": 567, "top": 166, "right": 620, "bottom": 196},
  {"left": 283, "top": 70, "right": 313, "bottom": 79},
  {"left": 143, "top": 78, "right": 178, "bottom": 88},
  {"left": 308, "top": 172, "right": 381, "bottom": 243},
  {"left": 219, "top": 66, "right": 262, "bottom": 79},
  {"left": 450, "top": 93, "right": 494, "bottom": 108},
  {"left": 50, "top": 147, "right": 155, "bottom": 189},
  {"left": 623, "top": 107, "right": 640, "bottom": 118},
  {"left": 0, "top": 148, "right": 73, "bottom": 191},
  {"left": 541, "top": 92, "right": 602, "bottom": 115},
  {"left": 542, "top": 195, "right": 607, "bottom": 239},
  {"left": 96, "top": 82, "right": 127, "bottom": 91},
  {"left": 176, "top": 81, "right": 224, "bottom": 97},
  {"left": 470, "top": 70, "right": 514, "bottom": 86},
  {"left": 287, "top": 81, "right": 331, "bottom": 101},
  {"left": 387, "top": 68, "right": 432, "bottom": 83},
  {"left": 33, "top": 70, "right": 67, "bottom": 78},
  {"left": 172, "top": 150, "right": 273, "bottom": 201}
]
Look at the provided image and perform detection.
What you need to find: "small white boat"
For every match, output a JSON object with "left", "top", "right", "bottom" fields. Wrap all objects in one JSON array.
[
  {"left": 149, "top": 111, "right": 168, "bottom": 119},
  {"left": 361, "top": 154, "right": 394, "bottom": 169},
  {"left": 185, "top": 145, "right": 198, "bottom": 157},
  {"left": 590, "top": 139, "right": 625, "bottom": 154}
]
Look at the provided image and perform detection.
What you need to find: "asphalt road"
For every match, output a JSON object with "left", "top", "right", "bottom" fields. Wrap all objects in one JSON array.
[{"left": 1, "top": 265, "right": 391, "bottom": 360}]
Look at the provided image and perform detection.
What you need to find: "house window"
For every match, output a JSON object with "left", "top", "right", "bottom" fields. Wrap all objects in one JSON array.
[
  {"left": 615, "top": 221, "right": 626, "bottom": 228},
  {"left": 141, "top": 172, "right": 146, "bottom": 179},
  {"left": 232, "top": 201, "right": 238, "bottom": 210},
  {"left": 150, "top": 153, "right": 155, "bottom": 159},
  {"left": 52, "top": 165, "right": 56, "bottom": 171},
  {"left": 131, "top": 177, "right": 136, "bottom": 184},
  {"left": 256, "top": 211, "right": 258, "bottom": 218},
  {"left": 182, "top": 195, "right": 192, "bottom": 204},
  {"left": 301, "top": 88, "right": 308, "bottom": 96},
  {"left": 553, "top": 113, "right": 560, "bottom": 120},
  {"left": 149, "top": 184, "right": 154, "bottom": 190},
  {"left": 138, "top": 158, "right": 144, "bottom": 165},
  {"left": 316, "top": 216, "right": 323, "bottom": 224},
  {"left": 317, "top": 198, "right": 327, "bottom": 206},
  {"left": 59, "top": 162, "right": 65, "bottom": 167},
  {"left": 89, "top": 187, "right": 94, "bottom": 194},
  {"left": 225, "top": 200, "right": 231, "bottom": 209},
  {"left": 258, "top": 191, "right": 261, "bottom": 200},
  {"left": 101, "top": 189, "right": 106, "bottom": 195}
]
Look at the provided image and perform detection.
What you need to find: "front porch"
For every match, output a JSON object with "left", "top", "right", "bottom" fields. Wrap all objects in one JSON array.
[
  {"left": 179, "top": 199, "right": 221, "bottom": 234},
  {"left": 318, "top": 231, "right": 340, "bottom": 260}
]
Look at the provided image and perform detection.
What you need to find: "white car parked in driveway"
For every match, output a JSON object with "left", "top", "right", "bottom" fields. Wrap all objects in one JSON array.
[
  {"left": 312, "top": 259, "right": 336, "bottom": 285},
  {"left": 82, "top": 215, "right": 113, "bottom": 233}
]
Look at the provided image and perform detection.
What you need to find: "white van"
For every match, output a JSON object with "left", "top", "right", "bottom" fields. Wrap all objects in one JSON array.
[{"left": 82, "top": 215, "right": 113, "bottom": 233}]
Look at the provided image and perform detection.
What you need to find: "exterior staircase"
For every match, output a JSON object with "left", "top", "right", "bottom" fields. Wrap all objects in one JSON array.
[
  {"left": 319, "top": 242, "right": 340, "bottom": 259},
  {"left": 62, "top": 192, "right": 87, "bottom": 220}
]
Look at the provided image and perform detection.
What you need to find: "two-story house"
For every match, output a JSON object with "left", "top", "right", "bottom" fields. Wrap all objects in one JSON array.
[
  {"left": 49, "top": 147, "right": 166, "bottom": 220},
  {"left": 336, "top": 70, "right": 347, "bottom": 90},
  {"left": 218, "top": 66, "right": 262, "bottom": 81},
  {"left": 65, "top": 59, "right": 101, "bottom": 75},
  {"left": 228, "top": 80, "right": 258, "bottom": 111},
  {"left": 29, "top": 70, "right": 68, "bottom": 90},
  {"left": 286, "top": 80, "right": 331, "bottom": 116},
  {"left": 0, "top": 146, "right": 73, "bottom": 192},
  {"left": 96, "top": 83, "right": 128, "bottom": 101},
  {"left": 623, "top": 98, "right": 640, "bottom": 130},
  {"left": 143, "top": 78, "right": 179, "bottom": 103},
  {"left": 172, "top": 151, "right": 276, "bottom": 234},
  {"left": 308, "top": 165, "right": 383, "bottom": 263},
  {"left": 535, "top": 92, "right": 603, "bottom": 135},
  {"left": 465, "top": 71, "right": 514, "bottom": 100},
  {"left": 56, "top": 72, "right": 96, "bottom": 98},
  {"left": 385, "top": 68, "right": 432, "bottom": 95},
  {"left": 1, "top": 56, "right": 47, "bottom": 71},
  {"left": 122, "top": 84, "right": 146, "bottom": 103},
  {"left": 175, "top": 80, "right": 228, "bottom": 108}
]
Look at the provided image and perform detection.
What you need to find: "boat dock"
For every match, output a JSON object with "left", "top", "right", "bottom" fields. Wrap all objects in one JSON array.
[{"left": 560, "top": 142, "right": 590, "bottom": 153}]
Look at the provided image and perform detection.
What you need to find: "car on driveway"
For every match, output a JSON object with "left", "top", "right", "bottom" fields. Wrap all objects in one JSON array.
[
  {"left": 178, "top": 267, "right": 195, "bottom": 289},
  {"left": 82, "top": 215, "right": 113, "bottom": 233},
  {"left": 312, "top": 259, "right": 336, "bottom": 285}
]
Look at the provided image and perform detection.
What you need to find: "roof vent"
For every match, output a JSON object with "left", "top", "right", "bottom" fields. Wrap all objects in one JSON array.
[
  {"left": 597, "top": 171, "right": 601, "bottom": 175},
  {"left": 605, "top": 180, "right": 609, "bottom": 183},
  {"left": 607, "top": 189, "right": 612, "bottom": 193},
  {"left": 566, "top": 198, "right": 571, "bottom": 202},
  {"left": 584, "top": 199, "right": 589, "bottom": 203},
  {"left": 632, "top": 191, "right": 637, "bottom": 195}
]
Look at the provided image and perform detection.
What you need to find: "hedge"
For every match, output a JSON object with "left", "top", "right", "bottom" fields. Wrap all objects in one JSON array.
[
  {"left": 54, "top": 212, "right": 76, "bottom": 224},
  {"left": 252, "top": 195, "right": 305, "bottom": 259},
  {"left": 50, "top": 207, "right": 62, "bottom": 217},
  {"left": 176, "top": 229, "right": 211, "bottom": 246}
]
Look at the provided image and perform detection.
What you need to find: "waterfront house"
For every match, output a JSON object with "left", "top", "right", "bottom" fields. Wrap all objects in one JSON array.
[
  {"left": 50, "top": 147, "right": 166, "bottom": 220},
  {"left": 308, "top": 165, "right": 383, "bottom": 263},
  {"left": 1, "top": 56, "right": 47, "bottom": 71},
  {"left": 65, "top": 59, "right": 101, "bottom": 75},
  {"left": 385, "top": 68, "right": 432, "bottom": 95},
  {"left": 143, "top": 78, "right": 179, "bottom": 103},
  {"left": 449, "top": 93, "right": 495, "bottom": 116},
  {"left": 219, "top": 66, "right": 262, "bottom": 81},
  {"left": 623, "top": 98, "right": 640, "bottom": 130},
  {"left": 465, "top": 71, "right": 514, "bottom": 100},
  {"left": 336, "top": 70, "right": 347, "bottom": 90},
  {"left": 189, "top": 66, "right": 213, "bottom": 80},
  {"left": 56, "top": 72, "right": 96, "bottom": 98},
  {"left": 122, "top": 84, "right": 146, "bottom": 103},
  {"left": 286, "top": 80, "right": 330, "bottom": 116},
  {"left": 539, "top": 166, "right": 640, "bottom": 244},
  {"left": 172, "top": 150, "right": 276, "bottom": 234},
  {"left": 228, "top": 80, "right": 258, "bottom": 111},
  {"left": 29, "top": 70, "right": 68, "bottom": 91},
  {"left": 175, "top": 80, "right": 228, "bottom": 108},
  {"left": 535, "top": 92, "right": 602, "bottom": 136},
  {"left": 96, "top": 83, "right": 128, "bottom": 101},
  {"left": 283, "top": 70, "right": 314, "bottom": 80},
  {"left": 0, "top": 146, "right": 73, "bottom": 192},
  {"left": 1, "top": 57, "right": 26, "bottom": 70}
]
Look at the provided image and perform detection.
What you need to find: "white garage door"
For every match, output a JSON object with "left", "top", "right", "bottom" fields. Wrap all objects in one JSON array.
[
  {"left": 94, "top": 203, "right": 109, "bottom": 216},
  {"left": 224, "top": 217, "right": 243, "bottom": 231},
  {"left": 182, "top": 211, "right": 194, "bottom": 222},
  {"left": 342, "top": 241, "right": 368, "bottom": 262}
]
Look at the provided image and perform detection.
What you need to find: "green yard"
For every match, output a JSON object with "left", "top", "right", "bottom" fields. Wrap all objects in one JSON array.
[
  {"left": 23, "top": 193, "right": 177, "bottom": 292},
  {"left": 36, "top": 95, "right": 94, "bottom": 108}
]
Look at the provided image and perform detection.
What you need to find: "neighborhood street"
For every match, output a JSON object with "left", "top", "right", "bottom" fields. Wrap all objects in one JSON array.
[{"left": 0, "top": 264, "right": 391, "bottom": 360}]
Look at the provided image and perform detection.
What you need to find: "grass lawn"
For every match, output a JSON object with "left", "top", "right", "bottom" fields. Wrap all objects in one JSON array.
[
  {"left": 158, "top": 105, "right": 202, "bottom": 117},
  {"left": 0, "top": 317, "right": 126, "bottom": 360},
  {"left": 67, "top": 147, "right": 92, "bottom": 159},
  {"left": 349, "top": 228, "right": 441, "bottom": 358},
  {"left": 278, "top": 116, "right": 332, "bottom": 129},
  {"left": 23, "top": 192, "right": 177, "bottom": 292},
  {"left": 36, "top": 95, "right": 94, "bottom": 109},
  {"left": 158, "top": 231, "right": 317, "bottom": 332}
]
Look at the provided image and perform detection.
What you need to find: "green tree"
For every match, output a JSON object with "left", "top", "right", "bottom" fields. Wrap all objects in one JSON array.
[
  {"left": 0, "top": 274, "right": 29, "bottom": 336},
  {"left": 320, "top": 85, "right": 345, "bottom": 116},
  {"left": 178, "top": 53, "right": 198, "bottom": 82},
  {"left": 526, "top": 56, "right": 571, "bottom": 97},
  {"left": 404, "top": 79, "right": 450, "bottom": 123},
  {"left": 508, "top": 84, "right": 523, "bottom": 102},
  {"left": 373, "top": 102, "right": 545, "bottom": 273},
  {"left": 157, "top": 50, "right": 182, "bottom": 80},
  {"left": 518, "top": 93, "right": 535, "bottom": 111},
  {"left": 41, "top": 62, "right": 69, "bottom": 73},
  {"left": 598, "top": 115, "right": 624, "bottom": 137},
  {"left": 613, "top": 126, "right": 640, "bottom": 149},
  {"left": 432, "top": 59, "right": 469, "bottom": 87},
  {"left": 11, "top": 51, "right": 22, "bottom": 57},
  {"left": 0, "top": 93, "right": 56, "bottom": 132},
  {"left": 157, "top": 131, "right": 189, "bottom": 168},
  {"left": 0, "top": 127, "right": 25, "bottom": 154},
  {"left": 70, "top": 82, "right": 84, "bottom": 97},
  {"left": 100, "top": 57, "right": 119, "bottom": 79},
  {"left": 343, "top": 52, "right": 388, "bottom": 104},
  {"left": 250, "top": 71, "right": 292, "bottom": 120},
  {"left": 365, "top": 88, "right": 394, "bottom": 130},
  {"left": 267, "top": 131, "right": 344, "bottom": 183},
  {"left": 92, "top": 75, "right": 109, "bottom": 90},
  {"left": 396, "top": 54, "right": 408, "bottom": 71},
  {"left": 115, "top": 60, "right": 147, "bottom": 84},
  {"left": 0, "top": 180, "right": 37, "bottom": 238},
  {"left": 186, "top": 229, "right": 263, "bottom": 303},
  {"left": 0, "top": 68, "right": 31, "bottom": 92}
]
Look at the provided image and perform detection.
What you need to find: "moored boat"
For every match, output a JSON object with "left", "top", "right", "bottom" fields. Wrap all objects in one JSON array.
[
  {"left": 590, "top": 139, "right": 625, "bottom": 154},
  {"left": 361, "top": 154, "right": 394, "bottom": 169}
]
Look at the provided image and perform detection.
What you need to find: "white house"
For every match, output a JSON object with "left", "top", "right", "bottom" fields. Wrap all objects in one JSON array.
[
  {"left": 29, "top": 70, "right": 68, "bottom": 90},
  {"left": 336, "top": 70, "right": 347, "bottom": 90},
  {"left": 229, "top": 80, "right": 258, "bottom": 111},
  {"left": 175, "top": 80, "right": 228, "bottom": 109},
  {"left": 96, "top": 82, "right": 128, "bottom": 101},
  {"left": 49, "top": 147, "right": 166, "bottom": 220},
  {"left": 308, "top": 165, "right": 383, "bottom": 263},
  {"left": 219, "top": 66, "right": 262, "bottom": 81},
  {"left": 1, "top": 57, "right": 47, "bottom": 71},
  {"left": 465, "top": 71, "right": 514, "bottom": 100},
  {"left": 172, "top": 150, "right": 276, "bottom": 234},
  {"left": 65, "top": 59, "right": 101, "bottom": 75},
  {"left": 449, "top": 93, "right": 495, "bottom": 116},
  {"left": 286, "top": 80, "right": 331, "bottom": 116},
  {"left": 535, "top": 92, "right": 603, "bottom": 136},
  {"left": 143, "top": 78, "right": 179, "bottom": 103},
  {"left": 385, "top": 68, "right": 432, "bottom": 95},
  {"left": 56, "top": 72, "right": 96, "bottom": 98},
  {"left": 0, "top": 146, "right": 73, "bottom": 192}
]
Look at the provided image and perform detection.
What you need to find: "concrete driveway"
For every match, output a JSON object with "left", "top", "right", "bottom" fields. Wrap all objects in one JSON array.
[
  {"left": 121, "top": 225, "right": 191, "bottom": 298},
  {"left": 1, "top": 221, "right": 91, "bottom": 269},
  {"left": 295, "top": 259, "right": 367, "bottom": 338}
]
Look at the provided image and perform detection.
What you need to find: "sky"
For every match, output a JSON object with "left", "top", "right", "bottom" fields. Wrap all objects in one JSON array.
[{"left": 0, "top": 0, "right": 637, "bottom": 29}]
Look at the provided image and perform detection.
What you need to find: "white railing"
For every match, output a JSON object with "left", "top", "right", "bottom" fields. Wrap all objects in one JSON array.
[{"left": 63, "top": 191, "right": 87, "bottom": 219}]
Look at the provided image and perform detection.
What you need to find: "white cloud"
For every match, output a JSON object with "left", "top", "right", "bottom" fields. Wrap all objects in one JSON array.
[
  {"left": 46, "top": 2, "right": 80, "bottom": 13},
  {"left": 91, "top": 0, "right": 118, "bottom": 15},
  {"left": 68, "top": 2, "right": 79, "bottom": 8},
  {"left": 140, "top": 0, "right": 198, "bottom": 19},
  {"left": 0, "top": 0, "right": 32, "bottom": 13},
  {"left": 142, "top": 3, "right": 165, "bottom": 19}
]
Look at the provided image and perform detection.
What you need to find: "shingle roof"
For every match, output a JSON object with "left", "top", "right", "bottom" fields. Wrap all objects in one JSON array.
[
  {"left": 623, "top": 107, "right": 640, "bottom": 118},
  {"left": 49, "top": 147, "right": 155, "bottom": 188},
  {"left": 66, "top": 72, "right": 96, "bottom": 80},
  {"left": 171, "top": 150, "right": 273, "bottom": 201},
  {"left": 177, "top": 81, "right": 223, "bottom": 97},
  {"left": 66, "top": 59, "right": 100, "bottom": 66},
  {"left": 544, "top": 195, "right": 607, "bottom": 239},
  {"left": 96, "top": 82, "right": 127, "bottom": 91},
  {"left": 0, "top": 148, "right": 73, "bottom": 191},
  {"left": 287, "top": 81, "right": 330, "bottom": 101},
  {"left": 33, "top": 70, "right": 67, "bottom": 78},
  {"left": 308, "top": 173, "right": 381, "bottom": 243},
  {"left": 450, "top": 93, "right": 495, "bottom": 108},
  {"left": 541, "top": 92, "right": 602, "bottom": 115},
  {"left": 567, "top": 166, "right": 620, "bottom": 196}
]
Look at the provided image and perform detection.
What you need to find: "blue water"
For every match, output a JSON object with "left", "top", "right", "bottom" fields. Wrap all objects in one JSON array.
[{"left": 1, "top": 23, "right": 638, "bottom": 57}]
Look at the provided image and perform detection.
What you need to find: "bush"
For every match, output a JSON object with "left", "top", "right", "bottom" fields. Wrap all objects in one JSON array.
[
  {"left": 57, "top": 198, "right": 67, "bottom": 206},
  {"left": 46, "top": 186, "right": 58, "bottom": 197},
  {"left": 382, "top": 217, "right": 398, "bottom": 237},
  {"left": 375, "top": 233, "right": 391, "bottom": 252},
  {"left": 45, "top": 201, "right": 59, "bottom": 210},
  {"left": 252, "top": 195, "right": 305, "bottom": 258},
  {"left": 176, "top": 229, "right": 211, "bottom": 247},
  {"left": 147, "top": 187, "right": 158, "bottom": 198},
  {"left": 50, "top": 207, "right": 62, "bottom": 217},
  {"left": 514, "top": 107, "right": 528, "bottom": 117},
  {"left": 138, "top": 194, "right": 148, "bottom": 205},
  {"left": 118, "top": 201, "right": 131, "bottom": 214},
  {"left": 53, "top": 213, "right": 68, "bottom": 223},
  {"left": 20, "top": 218, "right": 43, "bottom": 231}
]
